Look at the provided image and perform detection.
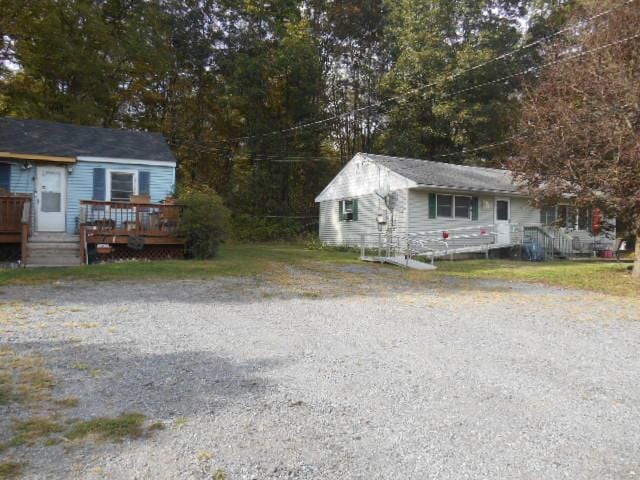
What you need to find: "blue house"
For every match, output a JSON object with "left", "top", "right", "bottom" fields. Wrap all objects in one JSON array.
[{"left": 0, "top": 118, "right": 181, "bottom": 266}]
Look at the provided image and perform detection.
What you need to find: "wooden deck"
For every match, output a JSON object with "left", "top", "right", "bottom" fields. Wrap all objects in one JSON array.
[
  {"left": 0, "top": 195, "right": 31, "bottom": 262},
  {"left": 79, "top": 200, "right": 185, "bottom": 262}
]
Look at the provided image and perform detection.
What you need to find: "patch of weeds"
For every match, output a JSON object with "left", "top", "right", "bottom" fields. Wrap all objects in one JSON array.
[
  {"left": 17, "top": 368, "right": 56, "bottom": 398},
  {"left": 66, "top": 413, "right": 146, "bottom": 442},
  {"left": 0, "top": 461, "right": 23, "bottom": 479},
  {"left": 0, "top": 374, "right": 12, "bottom": 405},
  {"left": 214, "top": 468, "right": 226, "bottom": 480},
  {"left": 54, "top": 396, "right": 79, "bottom": 408},
  {"left": 174, "top": 416, "right": 188, "bottom": 428},
  {"left": 70, "top": 363, "right": 89, "bottom": 371},
  {"left": 147, "top": 421, "right": 165, "bottom": 431},
  {"left": 43, "top": 437, "right": 62, "bottom": 446},
  {"left": 301, "top": 291, "right": 321, "bottom": 299},
  {"left": 11, "top": 417, "right": 65, "bottom": 446},
  {"left": 1, "top": 352, "right": 57, "bottom": 403},
  {"left": 197, "top": 450, "right": 215, "bottom": 462}
]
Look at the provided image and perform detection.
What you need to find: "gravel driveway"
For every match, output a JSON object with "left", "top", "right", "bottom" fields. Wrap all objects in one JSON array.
[{"left": 1, "top": 265, "right": 640, "bottom": 479}]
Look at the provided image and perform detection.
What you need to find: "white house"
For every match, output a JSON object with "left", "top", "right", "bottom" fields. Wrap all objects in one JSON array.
[{"left": 315, "top": 153, "right": 613, "bottom": 258}]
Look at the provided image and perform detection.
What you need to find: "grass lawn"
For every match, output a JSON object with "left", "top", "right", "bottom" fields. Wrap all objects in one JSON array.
[
  {"left": 429, "top": 259, "right": 638, "bottom": 296},
  {"left": 0, "top": 244, "right": 358, "bottom": 286},
  {"left": 0, "top": 243, "right": 637, "bottom": 296}
]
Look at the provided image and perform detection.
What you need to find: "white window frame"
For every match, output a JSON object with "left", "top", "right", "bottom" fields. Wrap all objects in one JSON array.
[
  {"left": 453, "top": 195, "right": 472, "bottom": 220},
  {"left": 495, "top": 198, "right": 510, "bottom": 222},
  {"left": 436, "top": 194, "right": 453, "bottom": 218},
  {"left": 340, "top": 199, "right": 355, "bottom": 222},
  {"left": 436, "top": 194, "right": 472, "bottom": 220},
  {"left": 106, "top": 169, "right": 138, "bottom": 202}
]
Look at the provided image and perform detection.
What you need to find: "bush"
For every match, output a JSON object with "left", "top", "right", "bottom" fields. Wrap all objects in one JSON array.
[
  {"left": 230, "top": 214, "right": 303, "bottom": 242},
  {"left": 177, "top": 188, "right": 230, "bottom": 259}
]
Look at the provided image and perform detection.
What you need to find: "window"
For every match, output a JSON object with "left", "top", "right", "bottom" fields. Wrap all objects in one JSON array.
[
  {"left": 496, "top": 200, "right": 509, "bottom": 221},
  {"left": 436, "top": 195, "right": 453, "bottom": 217},
  {"left": 540, "top": 205, "right": 575, "bottom": 228},
  {"left": 109, "top": 171, "right": 137, "bottom": 202},
  {"left": 577, "top": 208, "right": 591, "bottom": 231},
  {"left": 339, "top": 199, "right": 358, "bottom": 221},
  {"left": 454, "top": 196, "right": 472, "bottom": 219}
]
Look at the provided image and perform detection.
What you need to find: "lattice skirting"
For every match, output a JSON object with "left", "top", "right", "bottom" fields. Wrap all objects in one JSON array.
[
  {"left": 93, "top": 244, "right": 185, "bottom": 263},
  {"left": 0, "top": 243, "right": 20, "bottom": 262}
]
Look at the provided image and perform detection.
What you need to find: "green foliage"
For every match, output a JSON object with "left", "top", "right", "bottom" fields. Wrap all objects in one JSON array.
[
  {"left": 177, "top": 188, "right": 230, "bottom": 259},
  {"left": 0, "top": 461, "right": 22, "bottom": 479},
  {"left": 378, "top": 0, "right": 529, "bottom": 164},
  {"left": 230, "top": 214, "right": 303, "bottom": 242},
  {"left": 0, "top": 0, "right": 574, "bottom": 232},
  {"left": 10, "top": 418, "right": 65, "bottom": 446},
  {"left": 66, "top": 413, "right": 146, "bottom": 442}
]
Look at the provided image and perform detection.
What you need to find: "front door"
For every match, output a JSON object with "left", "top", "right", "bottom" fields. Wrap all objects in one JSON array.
[
  {"left": 495, "top": 198, "right": 511, "bottom": 244},
  {"left": 36, "top": 166, "right": 66, "bottom": 232}
]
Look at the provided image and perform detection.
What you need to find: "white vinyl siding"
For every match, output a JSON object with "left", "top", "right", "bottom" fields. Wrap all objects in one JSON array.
[{"left": 319, "top": 190, "right": 409, "bottom": 248}]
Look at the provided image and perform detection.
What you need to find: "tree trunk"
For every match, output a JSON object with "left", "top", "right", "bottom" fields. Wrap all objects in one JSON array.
[{"left": 633, "top": 233, "right": 640, "bottom": 280}]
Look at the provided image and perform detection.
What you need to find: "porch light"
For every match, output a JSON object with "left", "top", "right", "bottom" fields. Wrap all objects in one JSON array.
[{"left": 67, "top": 165, "right": 74, "bottom": 174}]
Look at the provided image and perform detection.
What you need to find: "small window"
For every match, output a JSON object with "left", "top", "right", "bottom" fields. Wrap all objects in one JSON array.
[
  {"left": 454, "top": 196, "right": 471, "bottom": 219},
  {"left": 496, "top": 200, "right": 509, "bottom": 221},
  {"left": 110, "top": 172, "right": 136, "bottom": 202},
  {"left": 540, "top": 206, "right": 556, "bottom": 225},
  {"left": 339, "top": 199, "right": 358, "bottom": 221},
  {"left": 436, "top": 195, "right": 453, "bottom": 217},
  {"left": 577, "top": 208, "right": 591, "bottom": 231}
]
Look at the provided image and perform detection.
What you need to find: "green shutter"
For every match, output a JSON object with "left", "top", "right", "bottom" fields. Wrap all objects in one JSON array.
[
  {"left": 338, "top": 200, "right": 344, "bottom": 221},
  {"left": 471, "top": 197, "right": 479, "bottom": 221},
  {"left": 428, "top": 193, "right": 436, "bottom": 219},
  {"left": 352, "top": 199, "right": 358, "bottom": 221}
]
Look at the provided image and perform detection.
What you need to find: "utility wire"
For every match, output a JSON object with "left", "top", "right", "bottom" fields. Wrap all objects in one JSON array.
[
  {"left": 170, "top": 0, "right": 635, "bottom": 146},
  {"left": 169, "top": 29, "right": 640, "bottom": 163}
]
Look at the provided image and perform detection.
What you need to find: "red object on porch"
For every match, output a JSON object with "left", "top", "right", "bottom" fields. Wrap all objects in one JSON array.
[
  {"left": 591, "top": 208, "right": 604, "bottom": 235},
  {"left": 480, "top": 228, "right": 488, "bottom": 236},
  {"left": 442, "top": 231, "right": 450, "bottom": 240}
]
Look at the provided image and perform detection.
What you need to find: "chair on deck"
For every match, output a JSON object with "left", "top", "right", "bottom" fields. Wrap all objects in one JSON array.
[
  {"left": 159, "top": 198, "right": 180, "bottom": 234},
  {"left": 128, "top": 194, "right": 152, "bottom": 231}
]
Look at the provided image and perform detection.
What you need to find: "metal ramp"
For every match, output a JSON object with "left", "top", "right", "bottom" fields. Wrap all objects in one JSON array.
[{"left": 360, "top": 255, "right": 437, "bottom": 270}]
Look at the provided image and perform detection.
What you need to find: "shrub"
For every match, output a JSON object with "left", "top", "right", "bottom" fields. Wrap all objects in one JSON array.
[
  {"left": 177, "top": 188, "right": 230, "bottom": 259},
  {"left": 230, "top": 214, "right": 309, "bottom": 242}
]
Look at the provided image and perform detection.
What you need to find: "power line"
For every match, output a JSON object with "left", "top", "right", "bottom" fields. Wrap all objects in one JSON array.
[
  {"left": 172, "top": 0, "right": 635, "bottom": 146},
  {"left": 169, "top": 29, "right": 640, "bottom": 162}
]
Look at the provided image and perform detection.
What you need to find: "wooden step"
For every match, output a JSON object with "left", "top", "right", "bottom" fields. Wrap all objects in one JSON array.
[{"left": 26, "top": 236, "right": 82, "bottom": 267}]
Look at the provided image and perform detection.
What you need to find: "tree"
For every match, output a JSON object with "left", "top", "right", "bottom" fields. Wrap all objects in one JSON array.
[
  {"left": 376, "top": 0, "right": 531, "bottom": 165},
  {"left": 509, "top": 1, "right": 640, "bottom": 277}
]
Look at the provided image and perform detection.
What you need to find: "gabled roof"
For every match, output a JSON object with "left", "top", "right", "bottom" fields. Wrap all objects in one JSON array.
[
  {"left": 0, "top": 117, "right": 176, "bottom": 163},
  {"left": 362, "top": 153, "right": 521, "bottom": 194}
]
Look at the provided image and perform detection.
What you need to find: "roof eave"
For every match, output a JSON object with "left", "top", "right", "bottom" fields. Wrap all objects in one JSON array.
[
  {"left": 412, "top": 183, "right": 527, "bottom": 196},
  {"left": 0, "top": 151, "right": 76, "bottom": 164}
]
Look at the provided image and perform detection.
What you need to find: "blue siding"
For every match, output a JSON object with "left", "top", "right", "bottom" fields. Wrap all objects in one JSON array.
[
  {"left": 2, "top": 162, "right": 35, "bottom": 194},
  {"left": 67, "top": 160, "right": 175, "bottom": 233}
]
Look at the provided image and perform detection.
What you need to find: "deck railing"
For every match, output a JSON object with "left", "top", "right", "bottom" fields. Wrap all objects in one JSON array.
[
  {"left": 0, "top": 195, "right": 31, "bottom": 233},
  {"left": 79, "top": 200, "right": 183, "bottom": 236}
]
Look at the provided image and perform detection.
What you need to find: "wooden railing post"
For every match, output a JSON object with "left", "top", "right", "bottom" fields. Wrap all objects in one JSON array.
[
  {"left": 79, "top": 224, "right": 86, "bottom": 264},
  {"left": 20, "top": 200, "right": 31, "bottom": 266}
]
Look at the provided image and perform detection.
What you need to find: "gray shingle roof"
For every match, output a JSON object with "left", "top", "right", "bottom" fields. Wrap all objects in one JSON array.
[
  {"left": 362, "top": 153, "right": 521, "bottom": 194},
  {"left": 0, "top": 117, "right": 176, "bottom": 163}
]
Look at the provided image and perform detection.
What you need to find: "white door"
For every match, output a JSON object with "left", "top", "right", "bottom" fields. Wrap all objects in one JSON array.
[
  {"left": 36, "top": 166, "right": 66, "bottom": 232},
  {"left": 495, "top": 198, "right": 511, "bottom": 244}
]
